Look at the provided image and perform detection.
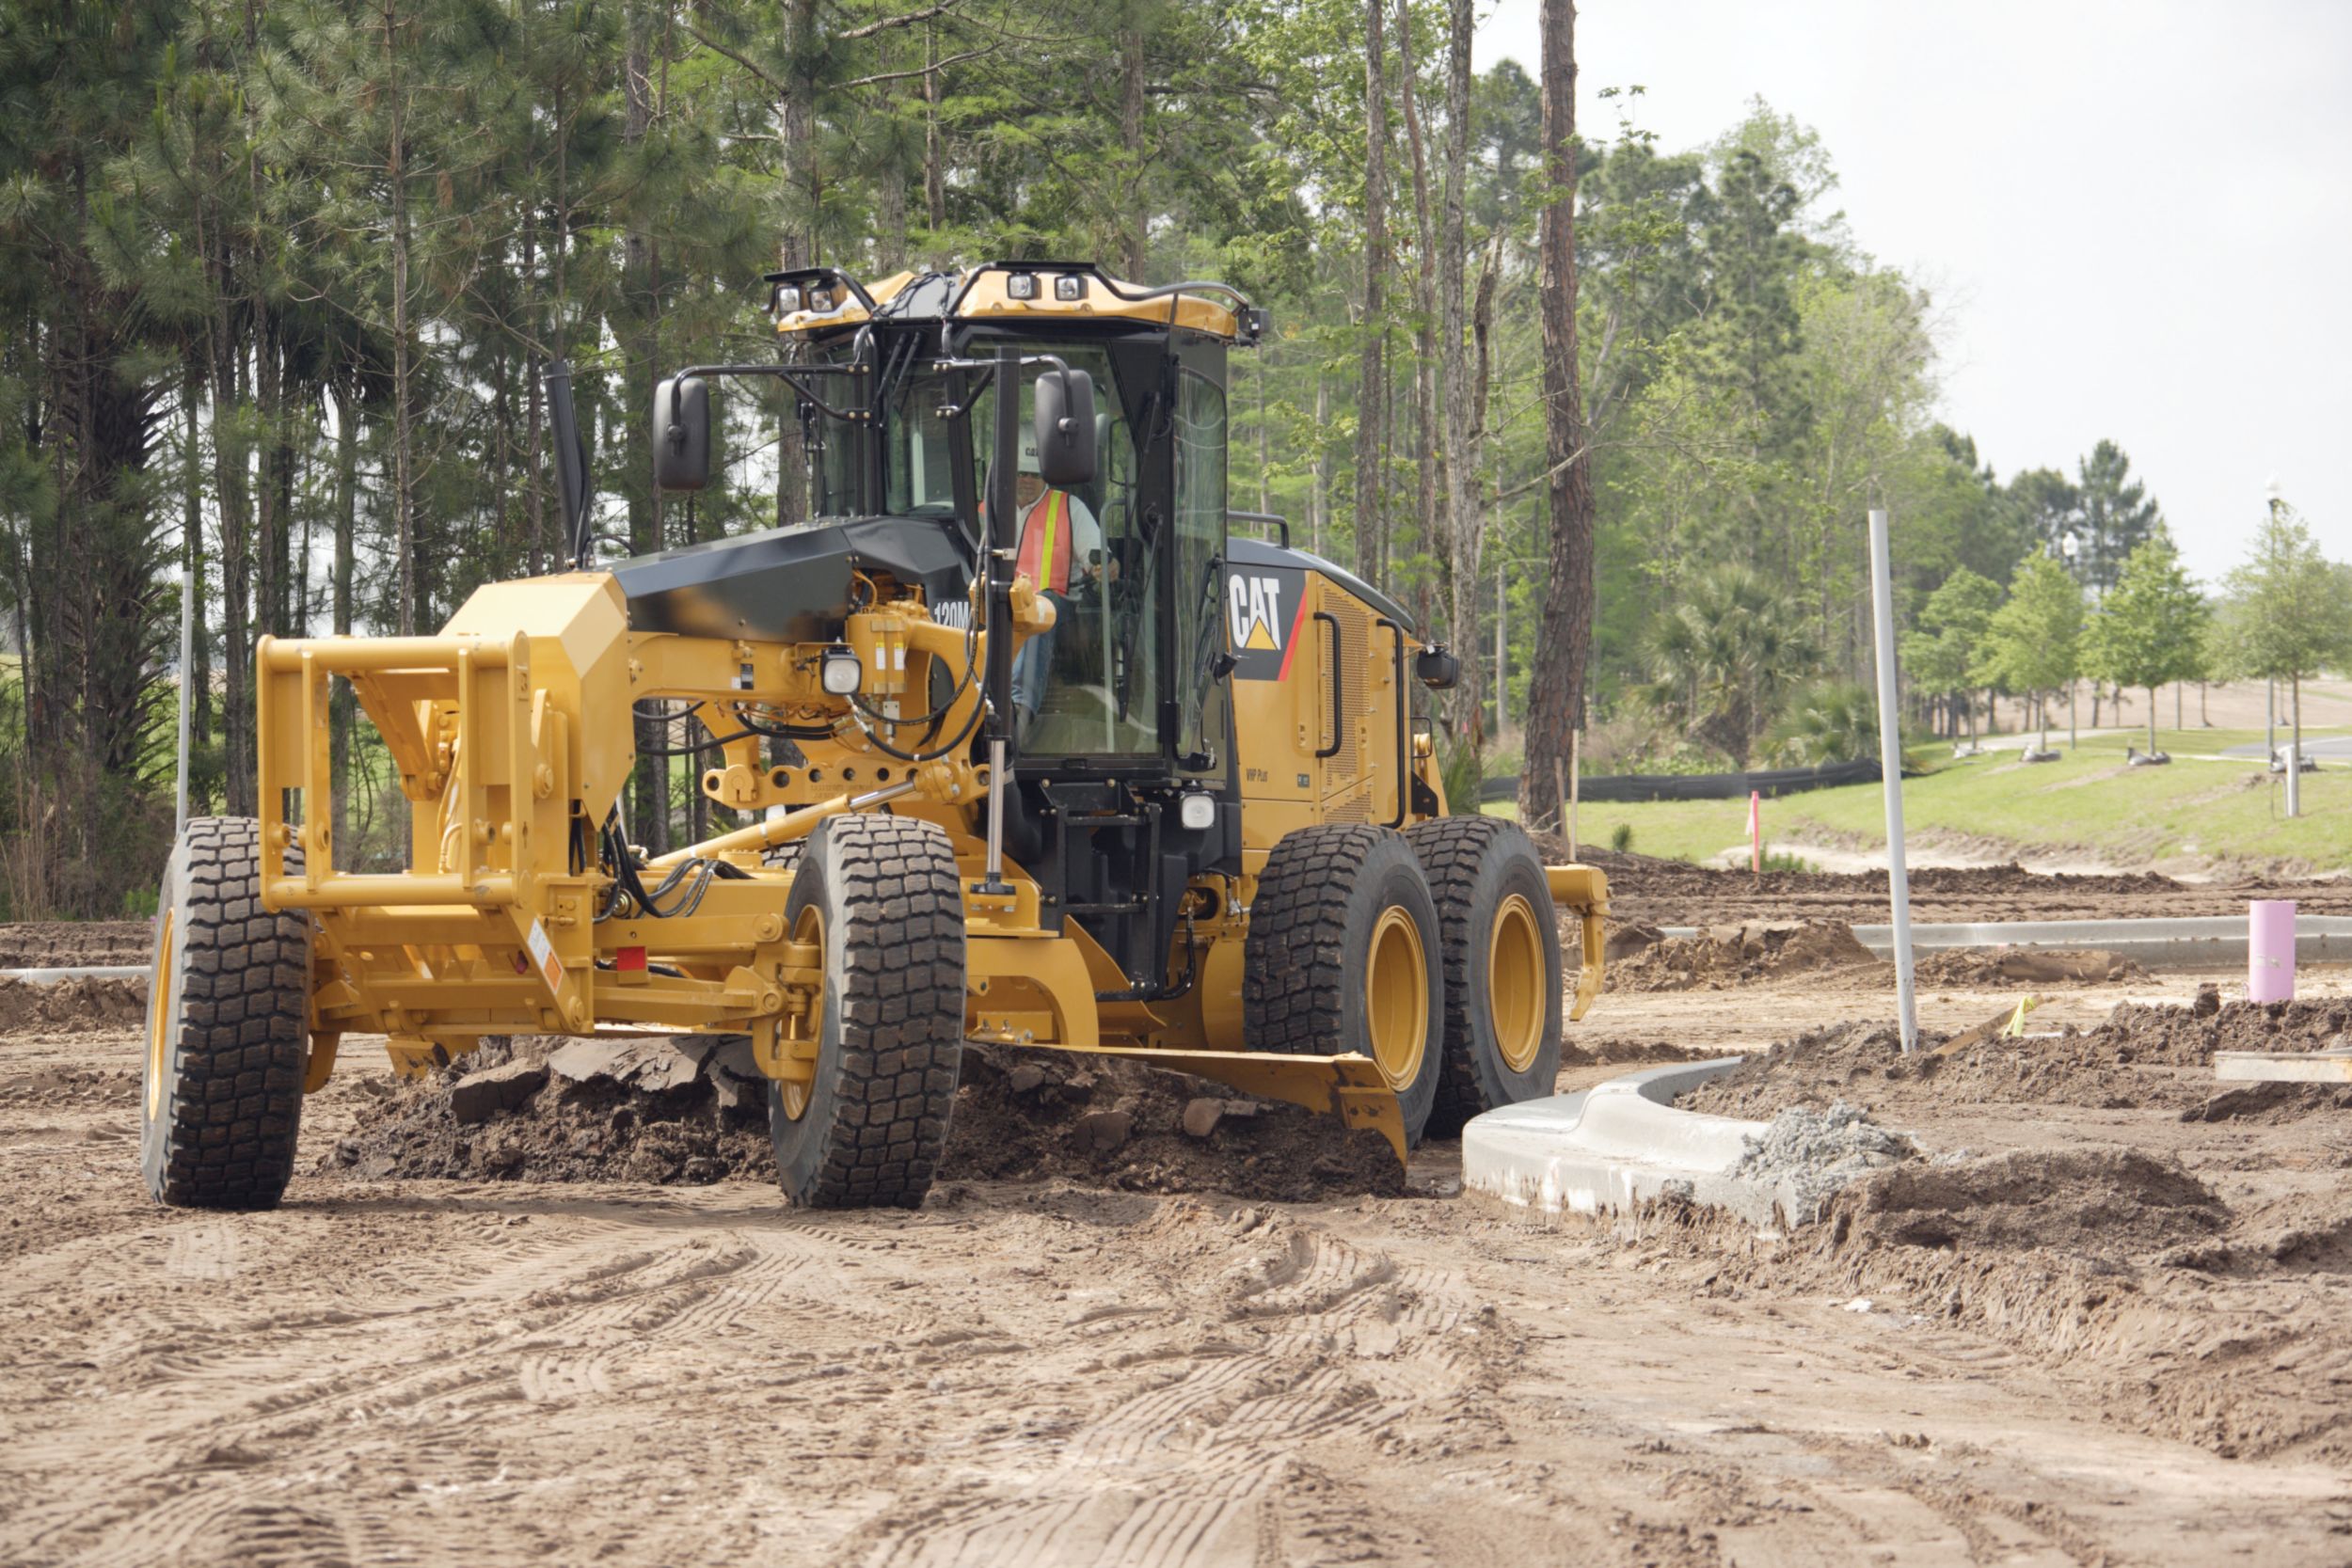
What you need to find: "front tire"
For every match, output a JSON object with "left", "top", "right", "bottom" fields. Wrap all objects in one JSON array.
[
  {"left": 1405, "top": 817, "right": 1563, "bottom": 1136},
  {"left": 140, "top": 817, "right": 313, "bottom": 1209},
  {"left": 767, "top": 815, "right": 965, "bottom": 1209},
  {"left": 1244, "top": 824, "right": 1444, "bottom": 1148}
]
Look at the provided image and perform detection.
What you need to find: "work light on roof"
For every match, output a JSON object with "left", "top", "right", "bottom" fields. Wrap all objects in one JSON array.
[
  {"left": 1054, "top": 274, "right": 1087, "bottom": 302},
  {"left": 773, "top": 284, "right": 803, "bottom": 315},
  {"left": 1006, "top": 271, "right": 1039, "bottom": 301}
]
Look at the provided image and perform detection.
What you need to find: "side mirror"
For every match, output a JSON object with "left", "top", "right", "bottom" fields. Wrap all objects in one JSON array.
[
  {"left": 1415, "top": 644, "right": 1460, "bottom": 690},
  {"left": 1033, "top": 369, "right": 1096, "bottom": 488},
  {"left": 652, "top": 375, "right": 710, "bottom": 492}
]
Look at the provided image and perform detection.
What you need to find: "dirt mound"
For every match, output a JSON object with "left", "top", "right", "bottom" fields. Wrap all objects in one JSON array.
[
  {"left": 1682, "top": 998, "right": 2352, "bottom": 1119},
  {"left": 0, "top": 920, "right": 153, "bottom": 969},
  {"left": 2179, "top": 1079, "right": 2352, "bottom": 1123},
  {"left": 1572, "top": 847, "right": 2352, "bottom": 928},
  {"left": 325, "top": 1035, "right": 1405, "bottom": 1202},
  {"left": 2092, "top": 997, "right": 2351, "bottom": 1064},
  {"left": 1828, "top": 1146, "right": 2228, "bottom": 1257},
  {"left": 0, "top": 975, "right": 146, "bottom": 1035},
  {"left": 1915, "top": 947, "right": 2145, "bottom": 987},
  {"left": 940, "top": 1045, "right": 1405, "bottom": 1200},
  {"left": 1606, "top": 920, "right": 1875, "bottom": 992},
  {"left": 1565, "top": 1037, "right": 1719, "bottom": 1068}
]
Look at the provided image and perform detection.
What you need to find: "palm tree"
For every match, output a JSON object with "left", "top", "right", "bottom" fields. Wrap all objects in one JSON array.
[{"left": 1639, "top": 564, "right": 1821, "bottom": 766}]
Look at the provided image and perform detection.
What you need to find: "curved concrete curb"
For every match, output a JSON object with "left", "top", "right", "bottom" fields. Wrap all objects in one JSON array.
[
  {"left": 0, "top": 965, "right": 144, "bottom": 985},
  {"left": 1462, "top": 1058, "right": 1806, "bottom": 1228}
]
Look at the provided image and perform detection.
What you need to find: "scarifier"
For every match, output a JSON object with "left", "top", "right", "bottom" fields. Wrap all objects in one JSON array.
[{"left": 139, "top": 262, "right": 1611, "bottom": 1211}]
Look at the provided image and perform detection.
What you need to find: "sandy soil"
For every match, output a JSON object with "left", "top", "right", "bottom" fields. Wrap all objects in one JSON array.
[{"left": 5, "top": 924, "right": 2350, "bottom": 1565}]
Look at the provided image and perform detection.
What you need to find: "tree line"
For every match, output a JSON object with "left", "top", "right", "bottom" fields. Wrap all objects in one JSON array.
[{"left": 0, "top": 0, "right": 2327, "bottom": 918}]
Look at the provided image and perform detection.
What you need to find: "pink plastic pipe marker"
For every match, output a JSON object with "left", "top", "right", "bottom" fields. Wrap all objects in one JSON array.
[{"left": 2249, "top": 899, "right": 2297, "bottom": 1004}]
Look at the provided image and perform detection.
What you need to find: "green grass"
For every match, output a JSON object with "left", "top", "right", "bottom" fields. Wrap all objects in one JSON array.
[{"left": 1488, "top": 731, "right": 2352, "bottom": 873}]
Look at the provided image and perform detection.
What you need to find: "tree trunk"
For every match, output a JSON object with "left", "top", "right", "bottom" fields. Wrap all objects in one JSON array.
[
  {"left": 625, "top": 5, "right": 670, "bottom": 858},
  {"left": 180, "top": 364, "right": 213, "bottom": 767},
  {"left": 1391, "top": 0, "right": 1438, "bottom": 588},
  {"left": 1351, "top": 0, "right": 1389, "bottom": 587},
  {"left": 923, "top": 23, "right": 946, "bottom": 236},
  {"left": 385, "top": 0, "right": 417, "bottom": 638},
  {"left": 1310, "top": 372, "right": 1328, "bottom": 557},
  {"left": 332, "top": 388, "right": 358, "bottom": 866},
  {"left": 1519, "top": 0, "right": 1596, "bottom": 833},
  {"left": 1120, "top": 21, "right": 1148, "bottom": 277},
  {"left": 1436, "top": 0, "right": 1481, "bottom": 746},
  {"left": 205, "top": 207, "right": 256, "bottom": 818}
]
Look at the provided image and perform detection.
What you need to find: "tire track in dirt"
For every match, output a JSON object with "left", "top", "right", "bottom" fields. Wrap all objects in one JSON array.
[
  {"left": 853, "top": 1216, "right": 1469, "bottom": 1568},
  {"left": 8, "top": 1207, "right": 851, "bottom": 1566}
]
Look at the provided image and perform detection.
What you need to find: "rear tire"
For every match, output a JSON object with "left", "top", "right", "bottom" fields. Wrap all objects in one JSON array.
[
  {"left": 1405, "top": 817, "right": 1563, "bottom": 1137},
  {"left": 1244, "top": 824, "right": 1443, "bottom": 1148},
  {"left": 140, "top": 817, "right": 313, "bottom": 1210},
  {"left": 767, "top": 815, "right": 964, "bottom": 1209}
]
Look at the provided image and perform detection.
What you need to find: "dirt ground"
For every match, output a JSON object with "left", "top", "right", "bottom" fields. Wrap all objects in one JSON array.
[
  {"left": 6, "top": 901, "right": 2352, "bottom": 1565},
  {"left": 1554, "top": 846, "right": 2352, "bottom": 928}
]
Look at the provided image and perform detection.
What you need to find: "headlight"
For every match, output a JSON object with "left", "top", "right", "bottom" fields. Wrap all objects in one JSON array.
[
  {"left": 1177, "top": 793, "right": 1217, "bottom": 832},
  {"left": 1006, "top": 272, "right": 1039, "bottom": 301},
  {"left": 773, "top": 284, "right": 803, "bottom": 315},
  {"left": 1054, "top": 274, "right": 1087, "bottom": 302},
  {"left": 819, "top": 647, "right": 862, "bottom": 696}
]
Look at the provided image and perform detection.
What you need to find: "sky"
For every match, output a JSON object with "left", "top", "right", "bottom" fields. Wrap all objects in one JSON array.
[{"left": 1474, "top": 0, "right": 2352, "bottom": 587}]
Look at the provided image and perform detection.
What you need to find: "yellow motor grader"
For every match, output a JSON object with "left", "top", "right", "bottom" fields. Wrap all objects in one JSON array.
[{"left": 138, "top": 261, "right": 1609, "bottom": 1210}]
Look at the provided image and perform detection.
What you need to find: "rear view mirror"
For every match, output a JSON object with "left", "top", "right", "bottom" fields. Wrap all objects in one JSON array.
[
  {"left": 1033, "top": 369, "right": 1096, "bottom": 488},
  {"left": 1415, "top": 644, "right": 1460, "bottom": 690},
  {"left": 653, "top": 376, "right": 709, "bottom": 492}
]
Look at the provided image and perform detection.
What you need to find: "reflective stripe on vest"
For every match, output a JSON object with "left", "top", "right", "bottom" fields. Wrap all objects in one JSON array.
[{"left": 1014, "top": 490, "right": 1074, "bottom": 595}]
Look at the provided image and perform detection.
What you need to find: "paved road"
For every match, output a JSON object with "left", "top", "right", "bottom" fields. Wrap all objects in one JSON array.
[{"left": 2219, "top": 736, "right": 2352, "bottom": 759}]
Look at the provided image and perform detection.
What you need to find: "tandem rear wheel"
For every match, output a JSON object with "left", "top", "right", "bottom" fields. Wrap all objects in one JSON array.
[
  {"left": 1244, "top": 824, "right": 1445, "bottom": 1148},
  {"left": 1405, "top": 816, "right": 1564, "bottom": 1137}
]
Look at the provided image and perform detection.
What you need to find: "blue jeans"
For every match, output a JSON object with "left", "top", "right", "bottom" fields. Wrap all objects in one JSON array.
[{"left": 1011, "top": 597, "right": 1064, "bottom": 722}]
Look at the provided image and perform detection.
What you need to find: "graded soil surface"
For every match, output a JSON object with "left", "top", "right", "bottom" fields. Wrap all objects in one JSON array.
[
  {"left": 1550, "top": 843, "right": 2352, "bottom": 928},
  {"left": 5, "top": 922, "right": 2350, "bottom": 1564}
]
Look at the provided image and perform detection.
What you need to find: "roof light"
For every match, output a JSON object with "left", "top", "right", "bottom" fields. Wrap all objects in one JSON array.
[
  {"left": 807, "top": 286, "right": 834, "bottom": 313},
  {"left": 772, "top": 283, "right": 803, "bottom": 316},
  {"left": 1006, "top": 272, "right": 1039, "bottom": 301},
  {"left": 1053, "top": 274, "right": 1088, "bottom": 302}
]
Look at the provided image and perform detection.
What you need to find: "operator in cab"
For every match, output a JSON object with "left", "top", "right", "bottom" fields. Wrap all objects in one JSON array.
[{"left": 994, "top": 430, "right": 1113, "bottom": 735}]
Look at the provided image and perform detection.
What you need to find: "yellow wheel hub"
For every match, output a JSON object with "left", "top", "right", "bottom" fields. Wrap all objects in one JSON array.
[
  {"left": 777, "top": 905, "right": 825, "bottom": 1121},
  {"left": 146, "top": 911, "right": 174, "bottom": 1120},
  {"left": 1487, "top": 893, "right": 1546, "bottom": 1073},
  {"left": 1364, "top": 905, "right": 1428, "bottom": 1091}
]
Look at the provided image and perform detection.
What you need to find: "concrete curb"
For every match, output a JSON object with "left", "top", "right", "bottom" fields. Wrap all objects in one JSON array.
[
  {"left": 0, "top": 966, "right": 145, "bottom": 985},
  {"left": 1659, "top": 915, "right": 2352, "bottom": 970},
  {"left": 1462, "top": 1058, "right": 1806, "bottom": 1227}
]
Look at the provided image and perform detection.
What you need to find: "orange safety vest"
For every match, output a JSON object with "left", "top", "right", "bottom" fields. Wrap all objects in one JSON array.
[{"left": 1013, "top": 490, "right": 1076, "bottom": 595}]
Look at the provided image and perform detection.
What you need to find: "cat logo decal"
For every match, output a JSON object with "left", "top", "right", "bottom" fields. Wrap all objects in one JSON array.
[{"left": 1227, "top": 567, "right": 1310, "bottom": 681}]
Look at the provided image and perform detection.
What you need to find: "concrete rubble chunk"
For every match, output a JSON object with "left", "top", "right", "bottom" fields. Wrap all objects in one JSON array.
[
  {"left": 628, "top": 1042, "right": 704, "bottom": 1093},
  {"left": 1181, "top": 1098, "right": 1261, "bottom": 1139},
  {"left": 1074, "top": 1110, "right": 1133, "bottom": 1153},
  {"left": 449, "top": 1060, "right": 548, "bottom": 1125},
  {"left": 547, "top": 1039, "right": 633, "bottom": 1084},
  {"left": 1181, "top": 1098, "right": 1225, "bottom": 1139}
]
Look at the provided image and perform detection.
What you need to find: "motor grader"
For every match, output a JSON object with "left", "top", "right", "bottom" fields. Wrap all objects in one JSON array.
[{"left": 138, "top": 261, "right": 1609, "bottom": 1211}]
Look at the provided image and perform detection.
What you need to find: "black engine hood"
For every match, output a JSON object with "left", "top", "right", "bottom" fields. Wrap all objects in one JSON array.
[{"left": 610, "top": 515, "right": 976, "bottom": 642}]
